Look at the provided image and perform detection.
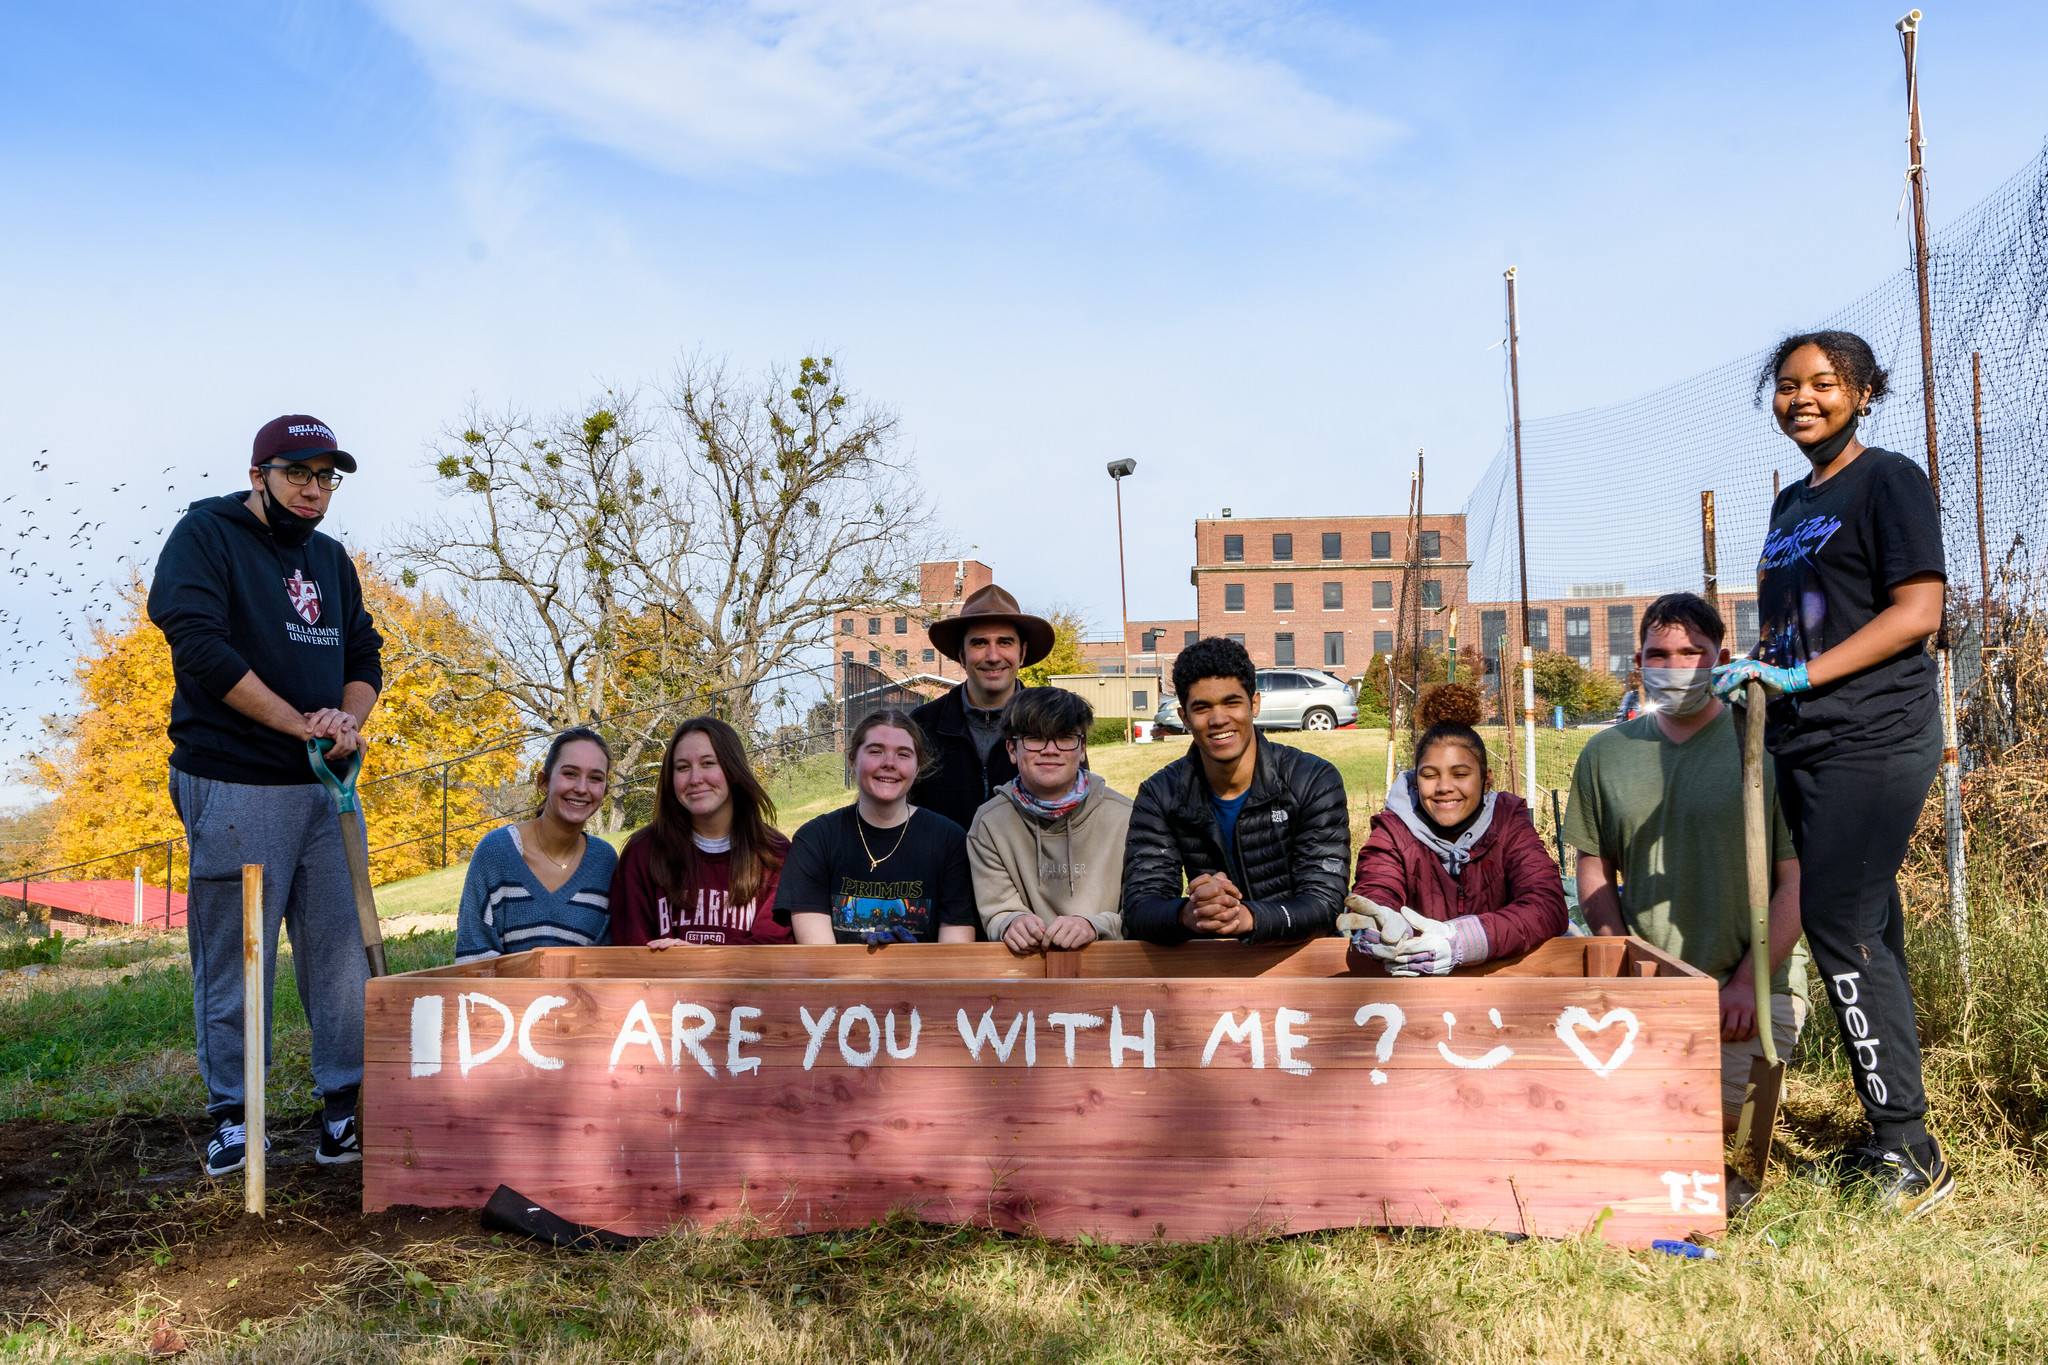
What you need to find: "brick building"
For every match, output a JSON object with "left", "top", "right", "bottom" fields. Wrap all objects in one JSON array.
[
  {"left": 1474, "top": 587, "right": 1758, "bottom": 685},
  {"left": 1189, "top": 513, "right": 1471, "bottom": 676},
  {"left": 834, "top": 559, "right": 996, "bottom": 695}
]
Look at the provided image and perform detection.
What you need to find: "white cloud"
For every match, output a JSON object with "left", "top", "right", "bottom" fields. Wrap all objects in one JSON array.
[{"left": 369, "top": 0, "right": 1395, "bottom": 183}]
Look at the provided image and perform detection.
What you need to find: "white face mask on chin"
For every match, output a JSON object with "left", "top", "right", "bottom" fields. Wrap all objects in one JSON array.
[{"left": 1640, "top": 666, "right": 1716, "bottom": 718}]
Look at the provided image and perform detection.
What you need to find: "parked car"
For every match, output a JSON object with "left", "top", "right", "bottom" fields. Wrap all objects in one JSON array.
[
  {"left": 1616, "top": 689, "right": 1641, "bottom": 723},
  {"left": 1254, "top": 669, "right": 1359, "bottom": 731},
  {"left": 1154, "top": 669, "right": 1358, "bottom": 733}
]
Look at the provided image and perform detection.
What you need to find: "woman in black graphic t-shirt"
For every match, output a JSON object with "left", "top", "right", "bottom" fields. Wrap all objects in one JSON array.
[
  {"left": 1711, "top": 330, "right": 1951, "bottom": 1215},
  {"left": 774, "top": 709, "right": 978, "bottom": 945}
]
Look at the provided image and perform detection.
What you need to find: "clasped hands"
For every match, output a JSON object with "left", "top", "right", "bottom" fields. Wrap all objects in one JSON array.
[
  {"left": 1178, "top": 872, "right": 1254, "bottom": 938},
  {"left": 1001, "top": 914, "right": 1100, "bottom": 955},
  {"left": 1338, "top": 894, "right": 1461, "bottom": 976},
  {"left": 304, "top": 707, "right": 364, "bottom": 759}
]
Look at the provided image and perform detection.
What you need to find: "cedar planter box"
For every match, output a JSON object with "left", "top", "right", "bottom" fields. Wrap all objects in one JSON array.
[{"left": 364, "top": 937, "right": 1725, "bottom": 1246}]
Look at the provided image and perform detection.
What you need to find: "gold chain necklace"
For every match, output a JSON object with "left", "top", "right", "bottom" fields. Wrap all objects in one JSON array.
[
  {"left": 857, "top": 812, "right": 911, "bottom": 872},
  {"left": 527, "top": 823, "right": 583, "bottom": 871}
]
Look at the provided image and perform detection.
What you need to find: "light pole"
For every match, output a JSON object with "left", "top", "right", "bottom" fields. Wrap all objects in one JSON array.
[{"left": 1107, "top": 459, "right": 1138, "bottom": 742}]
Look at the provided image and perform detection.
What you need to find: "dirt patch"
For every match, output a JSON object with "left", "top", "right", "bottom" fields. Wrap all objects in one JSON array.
[{"left": 0, "top": 1113, "right": 484, "bottom": 1338}]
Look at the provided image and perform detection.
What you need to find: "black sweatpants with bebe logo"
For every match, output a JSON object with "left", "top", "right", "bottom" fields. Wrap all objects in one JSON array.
[{"left": 1775, "top": 715, "right": 1940, "bottom": 1150}]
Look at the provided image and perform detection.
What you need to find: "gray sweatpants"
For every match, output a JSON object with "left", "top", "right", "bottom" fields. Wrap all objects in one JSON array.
[{"left": 169, "top": 767, "right": 368, "bottom": 1115}]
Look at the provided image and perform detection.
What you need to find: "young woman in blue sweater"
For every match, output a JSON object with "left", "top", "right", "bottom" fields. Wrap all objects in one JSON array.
[{"left": 455, "top": 728, "right": 619, "bottom": 963}]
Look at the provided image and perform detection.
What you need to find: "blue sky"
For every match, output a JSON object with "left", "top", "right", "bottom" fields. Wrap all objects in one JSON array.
[{"left": 2, "top": 1, "right": 2044, "bottom": 789}]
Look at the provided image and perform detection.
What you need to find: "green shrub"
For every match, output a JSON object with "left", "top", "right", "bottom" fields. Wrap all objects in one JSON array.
[{"left": 1088, "top": 718, "right": 1129, "bottom": 745}]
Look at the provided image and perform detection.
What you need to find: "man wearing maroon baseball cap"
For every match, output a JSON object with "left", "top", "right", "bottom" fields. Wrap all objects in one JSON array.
[{"left": 147, "top": 413, "right": 384, "bottom": 1177}]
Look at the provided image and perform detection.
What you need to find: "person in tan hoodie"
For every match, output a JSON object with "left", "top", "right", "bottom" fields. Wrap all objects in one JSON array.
[{"left": 967, "top": 688, "right": 1132, "bottom": 954}]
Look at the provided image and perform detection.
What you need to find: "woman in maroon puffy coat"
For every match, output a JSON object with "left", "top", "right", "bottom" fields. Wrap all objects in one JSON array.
[{"left": 1349, "top": 684, "right": 1566, "bottom": 974}]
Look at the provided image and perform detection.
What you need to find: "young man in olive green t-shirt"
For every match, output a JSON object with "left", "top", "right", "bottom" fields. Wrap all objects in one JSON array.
[{"left": 1563, "top": 593, "right": 1806, "bottom": 1135}]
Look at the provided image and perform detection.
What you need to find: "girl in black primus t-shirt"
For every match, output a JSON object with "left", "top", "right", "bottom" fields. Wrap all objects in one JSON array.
[
  {"left": 773, "top": 709, "right": 978, "bottom": 945},
  {"left": 1712, "top": 330, "right": 1951, "bottom": 1217}
]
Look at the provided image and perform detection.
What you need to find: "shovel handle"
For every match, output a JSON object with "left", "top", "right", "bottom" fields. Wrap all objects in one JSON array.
[
  {"left": 1741, "top": 679, "right": 1776, "bottom": 1066},
  {"left": 307, "top": 737, "right": 361, "bottom": 815}
]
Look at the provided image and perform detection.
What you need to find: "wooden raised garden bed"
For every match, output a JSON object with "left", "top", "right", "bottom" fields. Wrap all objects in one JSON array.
[{"left": 363, "top": 937, "right": 1725, "bottom": 1246}]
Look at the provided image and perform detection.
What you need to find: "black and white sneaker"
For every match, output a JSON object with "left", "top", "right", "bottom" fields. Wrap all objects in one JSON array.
[
  {"left": 316, "top": 1112, "right": 361, "bottom": 1165},
  {"left": 204, "top": 1112, "right": 270, "bottom": 1177}
]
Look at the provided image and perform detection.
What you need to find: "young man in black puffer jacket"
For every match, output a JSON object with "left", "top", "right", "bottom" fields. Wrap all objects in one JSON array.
[{"left": 1121, "top": 637, "right": 1351, "bottom": 945}]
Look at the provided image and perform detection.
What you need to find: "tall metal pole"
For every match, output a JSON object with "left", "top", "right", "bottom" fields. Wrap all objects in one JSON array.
[
  {"left": 1700, "top": 491, "right": 1720, "bottom": 611},
  {"left": 1407, "top": 451, "right": 1427, "bottom": 728},
  {"left": 1972, "top": 350, "right": 1990, "bottom": 638},
  {"left": 1899, "top": 9, "right": 1969, "bottom": 989},
  {"left": 1107, "top": 460, "right": 1137, "bottom": 743},
  {"left": 1506, "top": 267, "right": 1537, "bottom": 802}
]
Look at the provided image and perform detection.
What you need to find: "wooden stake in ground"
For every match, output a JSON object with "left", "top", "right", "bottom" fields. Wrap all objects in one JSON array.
[{"left": 243, "top": 862, "right": 265, "bottom": 1216}]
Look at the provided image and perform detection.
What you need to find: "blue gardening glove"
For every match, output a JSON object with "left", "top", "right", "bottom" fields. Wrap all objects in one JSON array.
[
  {"left": 862, "top": 927, "right": 920, "bottom": 946},
  {"left": 1385, "top": 909, "right": 1490, "bottom": 977},
  {"left": 1338, "top": 895, "right": 1412, "bottom": 959},
  {"left": 1710, "top": 658, "right": 1809, "bottom": 702}
]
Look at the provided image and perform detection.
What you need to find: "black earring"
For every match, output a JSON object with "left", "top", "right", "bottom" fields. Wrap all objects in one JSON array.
[{"left": 1857, "top": 405, "right": 1872, "bottom": 417}]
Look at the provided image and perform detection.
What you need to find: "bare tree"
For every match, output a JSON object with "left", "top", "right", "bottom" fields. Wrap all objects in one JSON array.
[{"left": 391, "top": 356, "right": 937, "bottom": 821}]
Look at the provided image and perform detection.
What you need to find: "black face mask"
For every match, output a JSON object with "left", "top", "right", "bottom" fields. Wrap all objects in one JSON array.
[
  {"left": 256, "top": 472, "right": 323, "bottom": 547},
  {"left": 1797, "top": 416, "right": 1860, "bottom": 470}
]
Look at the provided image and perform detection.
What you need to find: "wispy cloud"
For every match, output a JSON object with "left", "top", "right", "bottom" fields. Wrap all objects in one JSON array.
[{"left": 370, "top": 0, "right": 1396, "bottom": 184}]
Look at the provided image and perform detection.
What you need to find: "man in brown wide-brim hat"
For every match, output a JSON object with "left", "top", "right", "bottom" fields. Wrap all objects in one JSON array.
[{"left": 908, "top": 584, "right": 1056, "bottom": 834}]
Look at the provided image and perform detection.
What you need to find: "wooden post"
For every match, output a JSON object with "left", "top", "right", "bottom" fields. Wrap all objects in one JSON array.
[
  {"left": 1700, "top": 491, "right": 1719, "bottom": 610},
  {"left": 243, "top": 864, "right": 265, "bottom": 1215}
]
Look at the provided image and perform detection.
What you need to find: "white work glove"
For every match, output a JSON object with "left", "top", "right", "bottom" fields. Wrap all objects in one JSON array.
[
  {"left": 1339, "top": 894, "right": 1413, "bottom": 961},
  {"left": 1385, "top": 908, "right": 1491, "bottom": 976}
]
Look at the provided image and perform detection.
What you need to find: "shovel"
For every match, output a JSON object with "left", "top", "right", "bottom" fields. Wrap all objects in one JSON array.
[
  {"left": 1730, "top": 679, "right": 1783, "bottom": 1184},
  {"left": 308, "top": 737, "right": 388, "bottom": 978}
]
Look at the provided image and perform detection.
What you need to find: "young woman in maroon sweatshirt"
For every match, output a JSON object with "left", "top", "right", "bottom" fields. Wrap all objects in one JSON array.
[
  {"left": 609, "top": 716, "right": 792, "bottom": 947},
  {"left": 1349, "top": 684, "right": 1566, "bottom": 973}
]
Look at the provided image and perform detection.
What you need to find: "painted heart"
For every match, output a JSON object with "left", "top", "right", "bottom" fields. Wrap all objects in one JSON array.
[{"left": 1553, "top": 1006, "right": 1640, "bottom": 1079}]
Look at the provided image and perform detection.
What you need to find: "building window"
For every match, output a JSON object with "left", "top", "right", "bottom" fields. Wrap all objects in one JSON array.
[
  {"left": 1274, "top": 582, "right": 1294, "bottom": 611},
  {"left": 895, "top": 649, "right": 908, "bottom": 666},
  {"left": 894, "top": 616, "right": 908, "bottom": 634},
  {"left": 1100, "top": 663, "right": 1124, "bottom": 674},
  {"left": 1734, "top": 600, "right": 1760, "bottom": 653},
  {"left": 868, "top": 617, "right": 881, "bottom": 635},
  {"left": 1421, "top": 580, "right": 1442, "bottom": 609},
  {"left": 1226, "top": 633, "right": 1246, "bottom": 647},
  {"left": 1184, "top": 630, "right": 1199, "bottom": 648},
  {"left": 1565, "top": 607, "right": 1592, "bottom": 665},
  {"left": 1606, "top": 605, "right": 1634, "bottom": 674},
  {"left": 1223, "top": 534, "right": 1244, "bottom": 562},
  {"left": 1224, "top": 584, "right": 1245, "bottom": 612},
  {"left": 1481, "top": 609, "right": 1508, "bottom": 676},
  {"left": 1324, "top": 631, "right": 1344, "bottom": 667},
  {"left": 1324, "top": 582, "right": 1343, "bottom": 610},
  {"left": 1272, "top": 533, "right": 1293, "bottom": 561},
  {"left": 1424, "top": 630, "right": 1443, "bottom": 648},
  {"left": 1373, "top": 630, "right": 1394, "bottom": 654},
  {"left": 1133, "top": 690, "right": 1149, "bottom": 712},
  {"left": 1529, "top": 608, "right": 1550, "bottom": 653},
  {"left": 1275, "top": 632, "right": 1295, "bottom": 666},
  {"left": 923, "top": 648, "right": 936, "bottom": 663},
  {"left": 1371, "top": 531, "right": 1391, "bottom": 560},
  {"left": 1322, "top": 531, "right": 1343, "bottom": 561},
  {"left": 1141, "top": 629, "right": 1159, "bottom": 651},
  {"left": 842, "top": 650, "right": 854, "bottom": 662},
  {"left": 868, "top": 650, "right": 881, "bottom": 664},
  {"left": 1419, "top": 530, "right": 1441, "bottom": 559},
  {"left": 840, "top": 618, "right": 855, "bottom": 633},
  {"left": 1372, "top": 580, "right": 1393, "bottom": 609}
]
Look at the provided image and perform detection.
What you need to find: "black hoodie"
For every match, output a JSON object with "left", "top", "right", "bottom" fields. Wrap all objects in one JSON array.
[{"left": 147, "top": 494, "right": 383, "bottom": 785}]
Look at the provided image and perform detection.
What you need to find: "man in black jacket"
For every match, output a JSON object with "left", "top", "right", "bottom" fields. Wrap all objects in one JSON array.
[
  {"left": 148, "top": 415, "right": 383, "bottom": 1178},
  {"left": 908, "top": 584, "right": 1054, "bottom": 833},
  {"left": 1121, "top": 636, "right": 1350, "bottom": 945}
]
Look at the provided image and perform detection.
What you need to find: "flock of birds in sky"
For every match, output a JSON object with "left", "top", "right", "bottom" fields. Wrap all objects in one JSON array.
[{"left": 0, "top": 453, "right": 218, "bottom": 754}]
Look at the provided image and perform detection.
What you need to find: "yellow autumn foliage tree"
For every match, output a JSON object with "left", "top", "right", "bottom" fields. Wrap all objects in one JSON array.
[
  {"left": 1018, "top": 609, "right": 1092, "bottom": 688},
  {"left": 33, "top": 559, "right": 523, "bottom": 889}
]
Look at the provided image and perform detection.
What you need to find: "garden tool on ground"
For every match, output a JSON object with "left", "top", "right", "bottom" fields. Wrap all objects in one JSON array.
[
  {"left": 309, "top": 737, "right": 388, "bottom": 978},
  {"left": 1731, "top": 679, "right": 1783, "bottom": 1184}
]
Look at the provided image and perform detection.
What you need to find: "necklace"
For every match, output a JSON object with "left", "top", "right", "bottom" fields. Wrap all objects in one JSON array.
[
  {"left": 527, "top": 822, "right": 583, "bottom": 871},
  {"left": 856, "top": 812, "right": 911, "bottom": 872}
]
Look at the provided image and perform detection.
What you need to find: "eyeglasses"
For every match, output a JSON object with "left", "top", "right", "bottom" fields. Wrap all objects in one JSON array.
[
  {"left": 259, "top": 462, "right": 344, "bottom": 490},
  {"left": 1017, "top": 735, "right": 1083, "bottom": 753}
]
